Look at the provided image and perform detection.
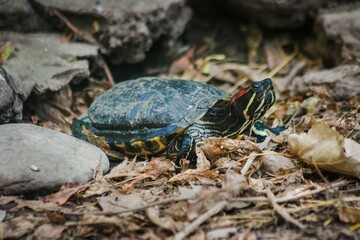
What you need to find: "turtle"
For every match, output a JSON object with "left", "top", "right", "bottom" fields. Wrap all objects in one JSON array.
[{"left": 71, "top": 77, "right": 276, "bottom": 168}]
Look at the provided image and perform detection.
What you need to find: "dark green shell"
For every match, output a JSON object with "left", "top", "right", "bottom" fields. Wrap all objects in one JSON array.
[{"left": 73, "top": 77, "right": 230, "bottom": 143}]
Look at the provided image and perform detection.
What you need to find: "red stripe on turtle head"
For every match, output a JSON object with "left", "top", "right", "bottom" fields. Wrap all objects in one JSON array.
[{"left": 230, "top": 88, "right": 251, "bottom": 105}]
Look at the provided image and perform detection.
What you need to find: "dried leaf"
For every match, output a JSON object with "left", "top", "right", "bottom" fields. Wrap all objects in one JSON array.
[
  {"left": 169, "top": 47, "right": 195, "bottom": 75},
  {"left": 45, "top": 211, "right": 65, "bottom": 225},
  {"left": 0, "top": 210, "right": 6, "bottom": 222},
  {"left": 196, "top": 146, "right": 210, "bottom": 170},
  {"left": 3, "top": 217, "right": 35, "bottom": 239},
  {"left": 0, "top": 196, "right": 17, "bottom": 205},
  {"left": 33, "top": 224, "right": 65, "bottom": 239},
  {"left": 288, "top": 122, "right": 360, "bottom": 177},
  {"left": 97, "top": 192, "right": 147, "bottom": 213},
  {"left": 169, "top": 169, "right": 219, "bottom": 183},
  {"left": 0, "top": 41, "right": 13, "bottom": 64},
  {"left": 338, "top": 206, "right": 360, "bottom": 223},
  {"left": 201, "top": 138, "right": 260, "bottom": 161},
  {"left": 44, "top": 183, "right": 86, "bottom": 205},
  {"left": 224, "top": 170, "right": 248, "bottom": 195},
  {"left": 146, "top": 207, "right": 177, "bottom": 231},
  {"left": 82, "top": 178, "right": 114, "bottom": 197},
  {"left": 178, "top": 184, "right": 203, "bottom": 199},
  {"left": 79, "top": 215, "right": 123, "bottom": 227},
  {"left": 14, "top": 200, "right": 59, "bottom": 212}
]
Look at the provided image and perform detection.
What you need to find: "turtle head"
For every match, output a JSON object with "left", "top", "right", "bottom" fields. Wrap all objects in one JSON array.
[{"left": 229, "top": 78, "right": 275, "bottom": 121}]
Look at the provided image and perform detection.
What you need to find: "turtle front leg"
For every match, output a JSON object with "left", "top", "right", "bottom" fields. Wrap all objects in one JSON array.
[
  {"left": 168, "top": 133, "right": 196, "bottom": 170},
  {"left": 177, "top": 133, "right": 197, "bottom": 169}
]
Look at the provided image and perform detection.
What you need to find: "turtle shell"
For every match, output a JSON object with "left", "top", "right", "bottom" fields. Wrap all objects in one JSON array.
[{"left": 86, "top": 77, "right": 229, "bottom": 141}]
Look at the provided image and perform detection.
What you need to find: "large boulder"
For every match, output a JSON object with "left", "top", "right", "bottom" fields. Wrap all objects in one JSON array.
[
  {"left": 32, "top": 0, "right": 192, "bottom": 64},
  {"left": 314, "top": 7, "right": 360, "bottom": 66},
  {"left": 216, "top": 0, "right": 326, "bottom": 29},
  {"left": 0, "top": 124, "right": 110, "bottom": 195},
  {"left": 0, "top": 32, "right": 98, "bottom": 123}
]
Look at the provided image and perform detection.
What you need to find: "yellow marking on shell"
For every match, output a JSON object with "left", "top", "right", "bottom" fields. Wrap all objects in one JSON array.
[
  {"left": 114, "top": 142, "right": 132, "bottom": 155},
  {"left": 115, "top": 136, "right": 168, "bottom": 156},
  {"left": 149, "top": 136, "right": 167, "bottom": 153},
  {"left": 234, "top": 135, "right": 244, "bottom": 140},
  {"left": 131, "top": 140, "right": 153, "bottom": 155}
]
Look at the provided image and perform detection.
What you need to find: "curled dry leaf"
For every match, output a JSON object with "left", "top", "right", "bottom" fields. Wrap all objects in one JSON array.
[
  {"left": 43, "top": 183, "right": 87, "bottom": 206},
  {"left": 3, "top": 217, "right": 36, "bottom": 239},
  {"left": 146, "top": 207, "right": 177, "bottom": 231},
  {"left": 196, "top": 146, "right": 211, "bottom": 170},
  {"left": 338, "top": 206, "right": 360, "bottom": 223},
  {"left": 33, "top": 224, "right": 65, "bottom": 239},
  {"left": 169, "top": 169, "right": 219, "bottom": 183},
  {"left": 288, "top": 122, "right": 360, "bottom": 177},
  {"left": 201, "top": 138, "right": 260, "bottom": 161},
  {"left": 224, "top": 170, "right": 248, "bottom": 195},
  {"left": 97, "top": 192, "right": 148, "bottom": 213},
  {"left": 0, "top": 209, "right": 6, "bottom": 222}
]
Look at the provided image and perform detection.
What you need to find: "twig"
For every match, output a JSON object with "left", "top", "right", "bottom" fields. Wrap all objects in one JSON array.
[
  {"left": 283, "top": 61, "right": 306, "bottom": 88},
  {"left": 266, "top": 188, "right": 306, "bottom": 230},
  {"left": 50, "top": 9, "right": 115, "bottom": 86},
  {"left": 102, "top": 62, "right": 115, "bottom": 86},
  {"left": 229, "top": 179, "right": 348, "bottom": 203},
  {"left": 240, "top": 152, "right": 257, "bottom": 175},
  {"left": 268, "top": 47, "right": 298, "bottom": 78},
  {"left": 50, "top": 9, "right": 105, "bottom": 52},
  {"left": 174, "top": 201, "right": 227, "bottom": 240}
]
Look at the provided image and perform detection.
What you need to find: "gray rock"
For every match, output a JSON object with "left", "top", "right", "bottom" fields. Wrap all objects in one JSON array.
[
  {"left": 261, "top": 152, "right": 295, "bottom": 175},
  {"left": 0, "top": 68, "right": 23, "bottom": 123},
  {"left": 0, "top": 0, "right": 51, "bottom": 31},
  {"left": 0, "top": 32, "right": 98, "bottom": 122},
  {"left": 217, "top": 0, "right": 325, "bottom": 29},
  {"left": 290, "top": 64, "right": 360, "bottom": 100},
  {"left": 0, "top": 124, "right": 109, "bottom": 195},
  {"left": 314, "top": 7, "right": 360, "bottom": 66},
  {"left": 32, "top": 0, "right": 192, "bottom": 64}
]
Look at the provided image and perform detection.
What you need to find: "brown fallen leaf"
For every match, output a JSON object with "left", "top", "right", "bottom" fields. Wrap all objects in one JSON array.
[
  {"left": 168, "top": 47, "right": 195, "bottom": 75},
  {"left": 169, "top": 169, "right": 219, "bottom": 183},
  {"left": 196, "top": 146, "right": 210, "bottom": 170},
  {"left": 122, "top": 157, "right": 174, "bottom": 189},
  {"left": 288, "top": 122, "right": 360, "bottom": 177},
  {"left": 146, "top": 207, "right": 178, "bottom": 231},
  {"left": 0, "top": 196, "right": 18, "bottom": 205},
  {"left": 3, "top": 217, "right": 35, "bottom": 239},
  {"left": 33, "top": 224, "right": 65, "bottom": 239},
  {"left": 43, "top": 183, "right": 87, "bottom": 205},
  {"left": 0, "top": 210, "right": 6, "bottom": 222},
  {"left": 201, "top": 138, "right": 260, "bottom": 161},
  {"left": 97, "top": 192, "right": 148, "bottom": 213},
  {"left": 338, "top": 206, "right": 360, "bottom": 223}
]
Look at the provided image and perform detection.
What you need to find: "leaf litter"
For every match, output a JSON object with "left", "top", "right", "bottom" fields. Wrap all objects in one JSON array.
[{"left": 2, "top": 28, "right": 360, "bottom": 240}]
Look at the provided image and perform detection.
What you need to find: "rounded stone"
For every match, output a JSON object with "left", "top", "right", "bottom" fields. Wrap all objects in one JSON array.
[{"left": 0, "top": 123, "right": 109, "bottom": 195}]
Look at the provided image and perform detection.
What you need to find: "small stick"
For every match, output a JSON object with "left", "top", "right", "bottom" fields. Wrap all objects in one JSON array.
[
  {"left": 266, "top": 188, "right": 306, "bottom": 230},
  {"left": 174, "top": 201, "right": 227, "bottom": 240},
  {"left": 240, "top": 152, "right": 256, "bottom": 175},
  {"left": 283, "top": 61, "right": 306, "bottom": 88},
  {"left": 268, "top": 47, "right": 298, "bottom": 78},
  {"left": 50, "top": 9, "right": 105, "bottom": 52},
  {"left": 229, "top": 180, "right": 348, "bottom": 203},
  {"left": 102, "top": 62, "right": 115, "bottom": 86}
]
